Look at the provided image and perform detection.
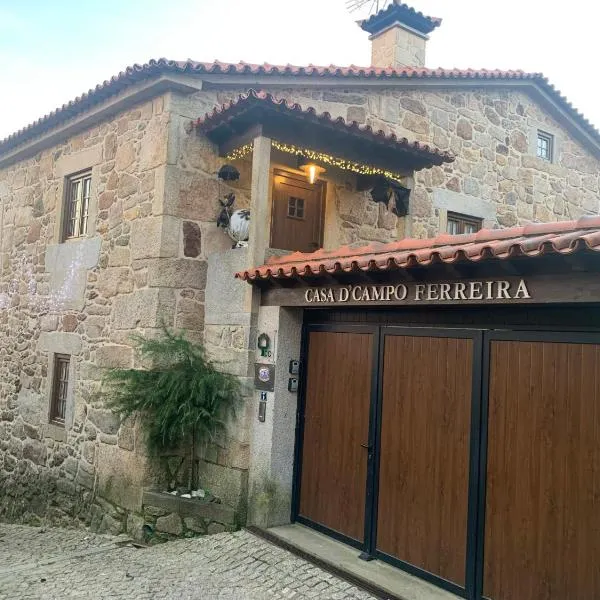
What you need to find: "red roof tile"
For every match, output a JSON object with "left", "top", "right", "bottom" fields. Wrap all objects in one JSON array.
[
  {"left": 1, "top": 59, "right": 599, "bottom": 156},
  {"left": 236, "top": 216, "right": 600, "bottom": 282},
  {"left": 191, "top": 89, "right": 454, "bottom": 165}
]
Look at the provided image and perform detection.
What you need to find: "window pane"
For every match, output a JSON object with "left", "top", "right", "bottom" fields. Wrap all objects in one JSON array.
[
  {"left": 51, "top": 355, "right": 70, "bottom": 424},
  {"left": 64, "top": 173, "right": 91, "bottom": 240},
  {"left": 447, "top": 213, "right": 482, "bottom": 235}
]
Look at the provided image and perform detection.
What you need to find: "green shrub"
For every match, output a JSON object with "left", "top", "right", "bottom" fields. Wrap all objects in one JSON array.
[{"left": 103, "top": 327, "right": 241, "bottom": 491}]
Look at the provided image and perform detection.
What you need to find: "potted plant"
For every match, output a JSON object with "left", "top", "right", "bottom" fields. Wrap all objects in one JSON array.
[{"left": 104, "top": 326, "right": 241, "bottom": 493}]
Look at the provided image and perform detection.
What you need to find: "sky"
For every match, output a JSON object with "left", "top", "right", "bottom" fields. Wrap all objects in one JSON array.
[{"left": 1, "top": 0, "right": 599, "bottom": 141}]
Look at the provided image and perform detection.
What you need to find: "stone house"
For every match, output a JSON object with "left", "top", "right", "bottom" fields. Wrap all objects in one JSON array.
[{"left": 0, "top": 0, "right": 599, "bottom": 564}]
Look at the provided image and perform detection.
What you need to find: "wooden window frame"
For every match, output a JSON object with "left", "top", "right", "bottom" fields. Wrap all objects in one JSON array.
[
  {"left": 536, "top": 130, "right": 554, "bottom": 162},
  {"left": 447, "top": 212, "right": 482, "bottom": 235},
  {"left": 50, "top": 354, "right": 70, "bottom": 426},
  {"left": 62, "top": 170, "right": 92, "bottom": 241},
  {"left": 287, "top": 196, "right": 306, "bottom": 220}
]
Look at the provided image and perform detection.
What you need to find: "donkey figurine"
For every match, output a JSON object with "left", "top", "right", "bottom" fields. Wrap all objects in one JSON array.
[{"left": 217, "top": 192, "right": 251, "bottom": 248}]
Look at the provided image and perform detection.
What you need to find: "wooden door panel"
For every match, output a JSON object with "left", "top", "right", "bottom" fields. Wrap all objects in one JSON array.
[
  {"left": 271, "top": 173, "right": 324, "bottom": 253},
  {"left": 299, "top": 330, "right": 372, "bottom": 542},
  {"left": 377, "top": 335, "right": 473, "bottom": 587},
  {"left": 484, "top": 340, "right": 600, "bottom": 600}
]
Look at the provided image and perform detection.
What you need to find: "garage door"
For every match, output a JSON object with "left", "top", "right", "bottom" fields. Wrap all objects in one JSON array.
[
  {"left": 377, "top": 330, "right": 477, "bottom": 590},
  {"left": 483, "top": 334, "right": 600, "bottom": 600}
]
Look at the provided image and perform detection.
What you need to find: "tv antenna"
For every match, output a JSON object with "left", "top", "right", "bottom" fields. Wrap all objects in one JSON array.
[{"left": 346, "top": 0, "right": 390, "bottom": 15}]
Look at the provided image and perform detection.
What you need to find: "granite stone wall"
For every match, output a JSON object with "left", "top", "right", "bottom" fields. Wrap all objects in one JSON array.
[
  {"left": 0, "top": 78, "right": 598, "bottom": 535},
  {"left": 0, "top": 94, "right": 210, "bottom": 533}
]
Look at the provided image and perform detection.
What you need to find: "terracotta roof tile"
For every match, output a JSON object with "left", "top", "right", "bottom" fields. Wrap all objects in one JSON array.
[
  {"left": 236, "top": 216, "right": 600, "bottom": 282},
  {"left": 1, "top": 59, "right": 598, "bottom": 156},
  {"left": 191, "top": 89, "right": 454, "bottom": 164}
]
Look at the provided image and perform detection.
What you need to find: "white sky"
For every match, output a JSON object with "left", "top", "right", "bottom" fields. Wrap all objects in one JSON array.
[{"left": 1, "top": 0, "right": 599, "bottom": 141}]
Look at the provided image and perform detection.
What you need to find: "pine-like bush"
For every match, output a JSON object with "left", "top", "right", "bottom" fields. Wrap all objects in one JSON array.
[{"left": 103, "top": 327, "right": 241, "bottom": 491}]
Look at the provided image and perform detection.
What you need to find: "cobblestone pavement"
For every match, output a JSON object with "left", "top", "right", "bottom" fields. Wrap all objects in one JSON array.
[{"left": 0, "top": 524, "right": 376, "bottom": 599}]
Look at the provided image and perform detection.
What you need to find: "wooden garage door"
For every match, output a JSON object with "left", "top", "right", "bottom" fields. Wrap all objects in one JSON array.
[
  {"left": 377, "top": 332, "right": 475, "bottom": 588},
  {"left": 298, "top": 329, "right": 373, "bottom": 542},
  {"left": 484, "top": 338, "right": 600, "bottom": 600}
]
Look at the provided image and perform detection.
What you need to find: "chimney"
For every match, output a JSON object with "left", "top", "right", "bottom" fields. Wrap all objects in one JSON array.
[{"left": 360, "top": 1, "right": 441, "bottom": 69}]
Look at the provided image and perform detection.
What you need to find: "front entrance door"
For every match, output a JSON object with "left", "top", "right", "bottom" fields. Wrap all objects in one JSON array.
[
  {"left": 297, "top": 327, "right": 374, "bottom": 543},
  {"left": 270, "top": 170, "right": 324, "bottom": 253},
  {"left": 295, "top": 324, "right": 600, "bottom": 600}
]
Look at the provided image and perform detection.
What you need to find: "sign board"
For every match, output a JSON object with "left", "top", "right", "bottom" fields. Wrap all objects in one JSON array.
[{"left": 261, "top": 273, "right": 600, "bottom": 308}]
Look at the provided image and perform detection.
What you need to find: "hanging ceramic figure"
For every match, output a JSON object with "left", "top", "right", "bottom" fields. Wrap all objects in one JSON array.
[{"left": 216, "top": 192, "right": 250, "bottom": 248}]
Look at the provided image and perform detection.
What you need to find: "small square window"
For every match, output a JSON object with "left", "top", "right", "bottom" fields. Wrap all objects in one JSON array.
[
  {"left": 287, "top": 197, "right": 305, "bottom": 219},
  {"left": 63, "top": 171, "right": 92, "bottom": 240},
  {"left": 447, "top": 212, "right": 482, "bottom": 235},
  {"left": 50, "top": 354, "right": 70, "bottom": 426},
  {"left": 537, "top": 131, "right": 554, "bottom": 162}
]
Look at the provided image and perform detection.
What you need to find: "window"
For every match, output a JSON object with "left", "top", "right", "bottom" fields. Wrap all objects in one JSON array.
[
  {"left": 50, "top": 354, "right": 70, "bottom": 425},
  {"left": 447, "top": 212, "right": 482, "bottom": 235},
  {"left": 63, "top": 171, "right": 91, "bottom": 240},
  {"left": 287, "top": 196, "right": 305, "bottom": 219},
  {"left": 536, "top": 131, "right": 554, "bottom": 162}
]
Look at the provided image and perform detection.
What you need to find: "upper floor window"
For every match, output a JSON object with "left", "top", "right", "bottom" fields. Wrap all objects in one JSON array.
[
  {"left": 63, "top": 170, "right": 91, "bottom": 240},
  {"left": 50, "top": 354, "right": 70, "bottom": 426},
  {"left": 447, "top": 212, "right": 482, "bottom": 235},
  {"left": 536, "top": 131, "right": 554, "bottom": 162}
]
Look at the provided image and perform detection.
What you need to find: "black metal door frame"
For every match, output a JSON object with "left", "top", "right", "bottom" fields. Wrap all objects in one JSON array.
[{"left": 292, "top": 324, "right": 600, "bottom": 600}]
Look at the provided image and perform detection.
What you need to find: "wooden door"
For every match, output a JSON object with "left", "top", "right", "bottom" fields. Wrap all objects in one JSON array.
[
  {"left": 484, "top": 337, "right": 600, "bottom": 600},
  {"left": 298, "top": 329, "right": 373, "bottom": 542},
  {"left": 377, "top": 332, "right": 475, "bottom": 588},
  {"left": 270, "top": 170, "right": 324, "bottom": 253}
]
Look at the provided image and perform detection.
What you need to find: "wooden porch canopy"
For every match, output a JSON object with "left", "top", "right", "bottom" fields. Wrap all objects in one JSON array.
[{"left": 191, "top": 90, "right": 454, "bottom": 174}]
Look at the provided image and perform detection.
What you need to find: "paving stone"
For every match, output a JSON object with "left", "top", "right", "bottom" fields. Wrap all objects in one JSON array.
[{"left": 0, "top": 524, "right": 375, "bottom": 599}]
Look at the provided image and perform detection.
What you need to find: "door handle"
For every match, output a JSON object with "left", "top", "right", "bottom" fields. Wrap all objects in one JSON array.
[{"left": 360, "top": 443, "right": 372, "bottom": 450}]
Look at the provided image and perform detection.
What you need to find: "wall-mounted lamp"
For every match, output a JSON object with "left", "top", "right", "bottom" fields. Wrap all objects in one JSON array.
[
  {"left": 257, "top": 333, "right": 271, "bottom": 357},
  {"left": 298, "top": 159, "right": 326, "bottom": 184}
]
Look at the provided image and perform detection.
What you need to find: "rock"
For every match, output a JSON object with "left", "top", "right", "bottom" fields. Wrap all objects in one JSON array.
[
  {"left": 127, "top": 513, "right": 146, "bottom": 542},
  {"left": 156, "top": 513, "right": 183, "bottom": 536},
  {"left": 402, "top": 113, "right": 429, "bottom": 136},
  {"left": 456, "top": 119, "right": 473, "bottom": 140},
  {"left": 87, "top": 408, "right": 120, "bottom": 435},
  {"left": 22, "top": 439, "right": 47, "bottom": 465},
  {"left": 117, "top": 173, "right": 139, "bottom": 198},
  {"left": 346, "top": 106, "right": 366, "bottom": 124},
  {"left": 184, "top": 516, "right": 207, "bottom": 534},
  {"left": 183, "top": 221, "right": 201, "bottom": 258},
  {"left": 97, "top": 514, "right": 123, "bottom": 535},
  {"left": 118, "top": 427, "right": 134, "bottom": 451},
  {"left": 207, "top": 522, "right": 227, "bottom": 535},
  {"left": 62, "top": 314, "right": 78, "bottom": 332},
  {"left": 400, "top": 97, "right": 426, "bottom": 116},
  {"left": 147, "top": 259, "right": 207, "bottom": 290},
  {"left": 510, "top": 130, "right": 528, "bottom": 154},
  {"left": 95, "top": 345, "right": 133, "bottom": 369}
]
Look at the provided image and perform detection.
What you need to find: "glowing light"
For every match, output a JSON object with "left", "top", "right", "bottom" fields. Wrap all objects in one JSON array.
[
  {"left": 224, "top": 140, "right": 405, "bottom": 183},
  {"left": 299, "top": 162, "right": 326, "bottom": 184}
]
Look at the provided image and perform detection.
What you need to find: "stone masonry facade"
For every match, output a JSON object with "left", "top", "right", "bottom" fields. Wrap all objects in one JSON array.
[{"left": 0, "top": 76, "right": 599, "bottom": 535}]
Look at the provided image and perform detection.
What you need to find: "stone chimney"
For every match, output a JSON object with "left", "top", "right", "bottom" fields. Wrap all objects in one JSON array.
[{"left": 360, "top": 1, "right": 441, "bottom": 69}]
